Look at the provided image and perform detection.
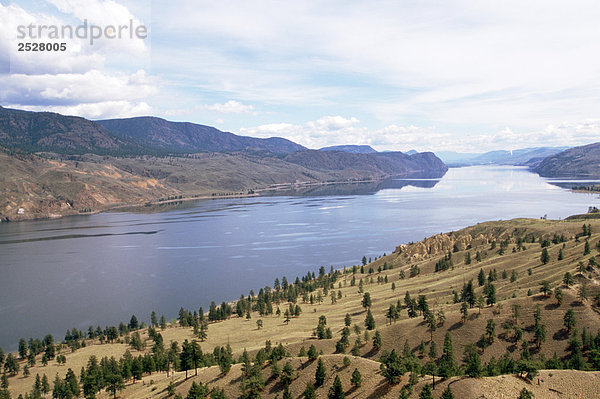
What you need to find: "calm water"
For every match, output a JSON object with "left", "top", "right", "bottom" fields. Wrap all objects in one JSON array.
[{"left": 1, "top": 166, "right": 599, "bottom": 350}]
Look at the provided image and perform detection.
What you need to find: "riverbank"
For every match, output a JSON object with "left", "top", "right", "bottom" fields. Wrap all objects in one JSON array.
[{"left": 0, "top": 176, "right": 388, "bottom": 223}]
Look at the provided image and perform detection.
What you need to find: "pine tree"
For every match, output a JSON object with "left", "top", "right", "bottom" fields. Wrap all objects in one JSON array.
[
  {"left": 303, "top": 382, "right": 316, "bottom": 399},
  {"left": 441, "top": 386, "right": 455, "bottom": 399},
  {"left": 585, "top": 239, "right": 591, "bottom": 255},
  {"left": 541, "top": 248, "right": 550, "bottom": 264},
  {"left": 351, "top": 368, "right": 362, "bottom": 388},
  {"left": 463, "top": 344, "right": 481, "bottom": 377},
  {"left": 18, "top": 338, "right": 27, "bottom": 359},
  {"left": 419, "top": 384, "right": 433, "bottom": 399},
  {"left": 438, "top": 332, "right": 457, "bottom": 378},
  {"left": 555, "top": 287, "right": 564, "bottom": 306},
  {"left": 373, "top": 331, "right": 382, "bottom": 350},
  {"left": 361, "top": 292, "right": 371, "bottom": 309},
  {"left": 328, "top": 375, "right": 345, "bottom": 399},
  {"left": 477, "top": 269, "right": 485, "bottom": 286},
  {"left": 315, "top": 358, "right": 326, "bottom": 386},
  {"left": 365, "top": 309, "right": 376, "bottom": 330},
  {"left": 344, "top": 313, "right": 351, "bottom": 326},
  {"left": 564, "top": 309, "right": 576, "bottom": 334}
]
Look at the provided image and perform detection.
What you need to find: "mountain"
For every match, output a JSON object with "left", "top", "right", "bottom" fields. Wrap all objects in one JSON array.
[
  {"left": 283, "top": 150, "right": 447, "bottom": 177},
  {"left": 0, "top": 106, "right": 138, "bottom": 154},
  {"left": 404, "top": 149, "right": 418, "bottom": 155},
  {"left": 0, "top": 107, "right": 305, "bottom": 155},
  {"left": 534, "top": 142, "right": 600, "bottom": 177},
  {"left": 0, "top": 107, "right": 449, "bottom": 221},
  {"left": 319, "top": 144, "right": 377, "bottom": 154},
  {"left": 436, "top": 147, "right": 568, "bottom": 166},
  {"left": 97, "top": 116, "right": 305, "bottom": 154}
]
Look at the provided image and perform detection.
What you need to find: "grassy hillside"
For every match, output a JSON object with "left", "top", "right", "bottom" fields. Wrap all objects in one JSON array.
[
  {"left": 534, "top": 142, "right": 600, "bottom": 177},
  {"left": 3, "top": 216, "right": 600, "bottom": 398},
  {"left": 0, "top": 149, "right": 446, "bottom": 222}
]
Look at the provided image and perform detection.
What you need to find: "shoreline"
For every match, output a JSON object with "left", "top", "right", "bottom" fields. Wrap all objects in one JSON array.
[{"left": 0, "top": 176, "right": 388, "bottom": 224}]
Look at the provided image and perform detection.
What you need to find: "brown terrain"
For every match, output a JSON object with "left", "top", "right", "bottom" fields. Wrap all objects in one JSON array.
[{"left": 4, "top": 216, "right": 600, "bottom": 398}]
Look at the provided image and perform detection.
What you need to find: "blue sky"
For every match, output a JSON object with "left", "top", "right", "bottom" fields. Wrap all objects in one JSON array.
[{"left": 2, "top": 0, "right": 600, "bottom": 151}]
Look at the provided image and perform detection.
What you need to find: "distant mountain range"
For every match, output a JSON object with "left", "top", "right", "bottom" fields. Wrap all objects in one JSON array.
[
  {"left": 0, "top": 106, "right": 448, "bottom": 221},
  {"left": 534, "top": 142, "right": 600, "bottom": 177},
  {"left": 435, "top": 147, "right": 569, "bottom": 167},
  {"left": 319, "top": 144, "right": 377, "bottom": 154},
  {"left": 97, "top": 117, "right": 306, "bottom": 154},
  {"left": 0, "top": 107, "right": 306, "bottom": 155}
]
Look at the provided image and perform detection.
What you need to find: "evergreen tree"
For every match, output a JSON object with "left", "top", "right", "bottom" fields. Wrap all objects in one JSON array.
[
  {"left": 364, "top": 309, "right": 376, "bottom": 330},
  {"left": 361, "top": 293, "right": 371, "bottom": 309},
  {"left": 373, "top": 331, "right": 382, "bottom": 350},
  {"left": 5, "top": 353, "right": 19, "bottom": 375},
  {"left": 129, "top": 315, "right": 139, "bottom": 330},
  {"left": 307, "top": 345, "right": 318, "bottom": 361},
  {"left": 186, "top": 381, "right": 208, "bottom": 399},
  {"left": 541, "top": 248, "right": 550, "bottom": 264},
  {"left": 328, "top": 375, "right": 345, "bottom": 399},
  {"left": 460, "top": 301, "right": 468, "bottom": 324},
  {"left": 438, "top": 332, "right": 457, "bottom": 378},
  {"left": 419, "top": 384, "right": 433, "bottom": 399},
  {"left": 104, "top": 358, "right": 123, "bottom": 399},
  {"left": 18, "top": 338, "right": 27, "bottom": 359},
  {"left": 555, "top": 287, "right": 564, "bottom": 306},
  {"left": 564, "top": 272, "right": 574, "bottom": 287},
  {"left": 463, "top": 344, "right": 481, "bottom": 377},
  {"left": 315, "top": 359, "right": 326, "bottom": 387},
  {"left": 486, "top": 319, "right": 496, "bottom": 344},
  {"left": 441, "top": 386, "right": 455, "bottom": 399},
  {"left": 460, "top": 280, "right": 476, "bottom": 307},
  {"left": 344, "top": 313, "right": 351, "bottom": 327},
  {"left": 477, "top": 269, "right": 485, "bottom": 286},
  {"left": 564, "top": 309, "right": 576, "bottom": 334},
  {"left": 303, "top": 382, "right": 316, "bottom": 399},
  {"left": 280, "top": 361, "right": 295, "bottom": 387},
  {"left": 585, "top": 239, "right": 591, "bottom": 255},
  {"left": 351, "top": 368, "right": 362, "bottom": 388}
]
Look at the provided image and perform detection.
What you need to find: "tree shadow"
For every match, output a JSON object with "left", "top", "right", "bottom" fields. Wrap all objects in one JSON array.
[
  {"left": 553, "top": 329, "right": 569, "bottom": 341},
  {"left": 545, "top": 303, "right": 559, "bottom": 310},
  {"left": 448, "top": 322, "right": 463, "bottom": 331},
  {"left": 365, "top": 380, "right": 394, "bottom": 399}
]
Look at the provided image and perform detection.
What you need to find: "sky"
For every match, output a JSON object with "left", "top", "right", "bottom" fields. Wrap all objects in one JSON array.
[{"left": 1, "top": 0, "right": 600, "bottom": 152}]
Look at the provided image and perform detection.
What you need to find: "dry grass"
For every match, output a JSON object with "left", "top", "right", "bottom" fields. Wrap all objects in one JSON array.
[{"left": 6, "top": 217, "right": 600, "bottom": 398}]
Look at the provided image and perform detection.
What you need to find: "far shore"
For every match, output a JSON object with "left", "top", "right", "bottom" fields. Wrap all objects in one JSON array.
[{"left": 1, "top": 176, "right": 387, "bottom": 223}]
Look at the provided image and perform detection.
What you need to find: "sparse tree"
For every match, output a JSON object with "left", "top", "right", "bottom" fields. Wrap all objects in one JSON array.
[
  {"left": 541, "top": 248, "right": 550, "bottom": 264},
  {"left": 315, "top": 358, "right": 326, "bottom": 387},
  {"left": 564, "top": 309, "right": 576, "bottom": 334},
  {"left": 563, "top": 272, "right": 574, "bottom": 287},
  {"left": 328, "top": 375, "right": 345, "bottom": 399},
  {"left": 555, "top": 287, "right": 564, "bottom": 306}
]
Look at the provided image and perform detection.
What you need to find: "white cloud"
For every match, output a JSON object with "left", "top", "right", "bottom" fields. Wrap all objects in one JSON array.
[
  {"left": 11, "top": 100, "right": 152, "bottom": 119},
  {"left": 240, "top": 116, "right": 600, "bottom": 152},
  {"left": 1, "top": 69, "right": 157, "bottom": 105},
  {"left": 204, "top": 100, "right": 256, "bottom": 114},
  {"left": 0, "top": 1, "right": 156, "bottom": 120},
  {"left": 149, "top": 0, "right": 600, "bottom": 131}
]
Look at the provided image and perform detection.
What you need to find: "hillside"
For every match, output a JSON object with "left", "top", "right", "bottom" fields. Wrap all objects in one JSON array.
[
  {"left": 0, "top": 107, "right": 140, "bottom": 155},
  {"left": 534, "top": 142, "right": 600, "bottom": 177},
  {"left": 283, "top": 150, "right": 446, "bottom": 177},
  {"left": 4, "top": 216, "right": 600, "bottom": 398},
  {"left": 319, "top": 145, "right": 377, "bottom": 154},
  {"left": 0, "top": 107, "right": 448, "bottom": 221},
  {"left": 436, "top": 147, "right": 568, "bottom": 167},
  {"left": 97, "top": 117, "right": 305, "bottom": 154},
  {"left": 0, "top": 148, "right": 446, "bottom": 222}
]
